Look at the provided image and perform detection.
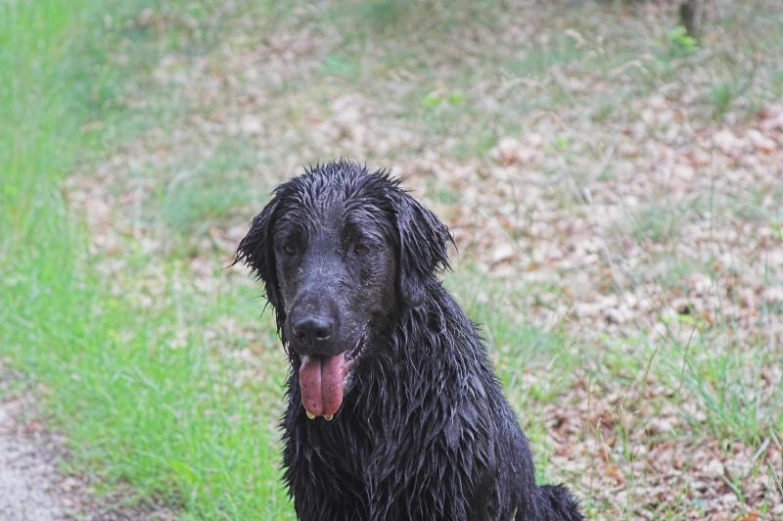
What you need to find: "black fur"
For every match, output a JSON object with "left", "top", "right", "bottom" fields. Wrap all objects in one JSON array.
[{"left": 235, "top": 160, "right": 583, "bottom": 521}]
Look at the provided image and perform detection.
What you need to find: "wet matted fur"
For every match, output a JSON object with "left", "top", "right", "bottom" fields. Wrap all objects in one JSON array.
[{"left": 235, "top": 160, "right": 583, "bottom": 521}]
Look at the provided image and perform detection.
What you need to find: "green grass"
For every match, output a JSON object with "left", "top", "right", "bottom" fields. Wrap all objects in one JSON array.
[
  {"left": 0, "top": 1, "right": 294, "bottom": 519},
  {"left": 159, "top": 142, "right": 260, "bottom": 234},
  {"left": 447, "top": 273, "right": 580, "bottom": 401}
]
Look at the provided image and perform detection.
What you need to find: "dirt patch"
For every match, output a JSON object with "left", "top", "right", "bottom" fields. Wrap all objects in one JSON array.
[
  {"left": 0, "top": 397, "right": 65, "bottom": 521},
  {"left": 0, "top": 365, "right": 177, "bottom": 521}
]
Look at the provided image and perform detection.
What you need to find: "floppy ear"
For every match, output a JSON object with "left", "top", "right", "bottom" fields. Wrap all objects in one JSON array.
[
  {"left": 233, "top": 196, "right": 283, "bottom": 317},
  {"left": 394, "top": 191, "right": 454, "bottom": 307}
]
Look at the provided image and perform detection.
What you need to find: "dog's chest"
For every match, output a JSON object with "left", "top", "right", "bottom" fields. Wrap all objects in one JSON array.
[{"left": 290, "top": 412, "right": 462, "bottom": 511}]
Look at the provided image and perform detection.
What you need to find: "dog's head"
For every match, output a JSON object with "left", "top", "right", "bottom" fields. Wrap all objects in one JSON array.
[{"left": 235, "top": 160, "right": 452, "bottom": 420}]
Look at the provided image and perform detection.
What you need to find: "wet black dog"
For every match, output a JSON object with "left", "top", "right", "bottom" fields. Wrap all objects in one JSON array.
[{"left": 235, "top": 160, "right": 583, "bottom": 521}]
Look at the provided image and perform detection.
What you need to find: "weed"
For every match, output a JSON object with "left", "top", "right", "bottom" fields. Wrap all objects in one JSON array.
[
  {"left": 710, "top": 82, "right": 734, "bottom": 119},
  {"left": 667, "top": 26, "right": 698, "bottom": 57},
  {"left": 629, "top": 204, "right": 684, "bottom": 246}
]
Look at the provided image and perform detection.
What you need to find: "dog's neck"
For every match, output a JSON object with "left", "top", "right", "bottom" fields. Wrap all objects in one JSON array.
[{"left": 363, "top": 283, "right": 489, "bottom": 392}]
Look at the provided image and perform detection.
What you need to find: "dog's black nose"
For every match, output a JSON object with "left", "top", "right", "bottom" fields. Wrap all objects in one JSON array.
[{"left": 292, "top": 316, "right": 333, "bottom": 344}]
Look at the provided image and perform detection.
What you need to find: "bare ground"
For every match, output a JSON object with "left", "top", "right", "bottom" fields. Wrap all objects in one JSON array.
[
  {"left": 0, "top": 381, "right": 65, "bottom": 521},
  {"left": 0, "top": 365, "right": 176, "bottom": 521}
]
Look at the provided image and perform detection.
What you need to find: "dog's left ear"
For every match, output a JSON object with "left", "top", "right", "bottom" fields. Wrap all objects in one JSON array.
[
  {"left": 234, "top": 196, "right": 282, "bottom": 313},
  {"left": 393, "top": 191, "right": 454, "bottom": 307}
]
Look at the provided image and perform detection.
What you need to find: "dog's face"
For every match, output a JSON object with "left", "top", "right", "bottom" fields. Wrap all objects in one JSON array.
[
  {"left": 235, "top": 162, "right": 451, "bottom": 420},
  {"left": 270, "top": 185, "right": 399, "bottom": 421}
]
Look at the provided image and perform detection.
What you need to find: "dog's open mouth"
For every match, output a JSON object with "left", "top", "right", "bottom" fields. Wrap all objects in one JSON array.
[{"left": 299, "top": 333, "right": 366, "bottom": 421}]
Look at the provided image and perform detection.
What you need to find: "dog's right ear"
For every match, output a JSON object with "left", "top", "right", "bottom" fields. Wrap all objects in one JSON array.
[
  {"left": 233, "top": 196, "right": 281, "bottom": 310},
  {"left": 393, "top": 191, "right": 454, "bottom": 308}
]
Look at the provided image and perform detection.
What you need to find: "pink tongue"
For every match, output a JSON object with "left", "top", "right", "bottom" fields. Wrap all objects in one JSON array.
[{"left": 299, "top": 353, "right": 347, "bottom": 417}]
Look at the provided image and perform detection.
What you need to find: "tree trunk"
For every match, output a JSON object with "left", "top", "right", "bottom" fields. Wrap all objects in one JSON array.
[{"left": 680, "top": 0, "right": 704, "bottom": 39}]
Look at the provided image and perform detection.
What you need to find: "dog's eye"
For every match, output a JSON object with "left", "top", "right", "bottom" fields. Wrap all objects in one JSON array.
[
  {"left": 283, "top": 243, "right": 297, "bottom": 255},
  {"left": 354, "top": 243, "right": 369, "bottom": 256}
]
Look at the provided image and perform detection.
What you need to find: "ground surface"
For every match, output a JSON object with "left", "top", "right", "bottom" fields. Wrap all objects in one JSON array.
[
  {"left": 3, "top": 0, "right": 783, "bottom": 520},
  {"left": 0, "top": 387, "right": 65, "bottom": 521},
  {"left": 68, "top": 1, "right": 783, "bottom": 518},
  {"left": 0, "top": 366, "right": 178, "bottom": 521}
]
